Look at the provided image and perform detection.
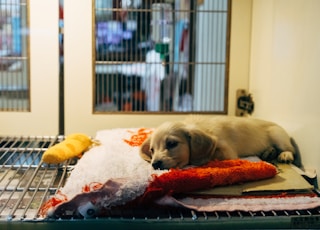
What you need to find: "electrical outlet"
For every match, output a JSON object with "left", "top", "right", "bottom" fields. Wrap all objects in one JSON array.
[{"left": 236, "top": 89, "right": 254, "bottom": 117}]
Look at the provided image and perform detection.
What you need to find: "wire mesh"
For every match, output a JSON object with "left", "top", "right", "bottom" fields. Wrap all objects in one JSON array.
[
  {"left": 0, "top": 136, "right": 69, "bottom": 221},
  {"left": 94, "top": 0, "right": 230, "bottom": 113}
]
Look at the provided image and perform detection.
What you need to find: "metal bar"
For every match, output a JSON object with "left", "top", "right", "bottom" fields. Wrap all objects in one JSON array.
[
  {"left": 203, "top": 211, "right": 208, "bottom": 220},
  {"left": 6, "top": 155, "right": 43, "bottom": 220},
  {"left": 0, "top": 57, "right": 28, "bottom": 60},
  {"left": 19, "top": 162, "right": 48, "bottom": 220},
  {"left": 95, "top": 7, "right": 228, "bottom": 14},
  {"left": 14, "top": 136, "right": 60, "bottom": 219},
  {"left": 96, "top": 61, "right": 227, "bottom": 65},
  {"left": 26, "top": 166, "right": 58, "bottom": 220},
  {"left": 0, "top": 136, "right": 61, "bottom": 220},
  {"left": 0, "top": 151, "right": 38, "bottom": 214},
  {"left": 0, "top": 147, "right": 47, "bottom": 152},
  {"left": 0, "top": 149, "right": 28, "bottom": 189},
  {"left": 0, "top": 139, "right": 18, "bottom": 164},
  {"left": 34, "top": 161, "right": 70, "bottom": 220},
  {"left": 54, "top": 160, "right": 71, "bottom": 193}
]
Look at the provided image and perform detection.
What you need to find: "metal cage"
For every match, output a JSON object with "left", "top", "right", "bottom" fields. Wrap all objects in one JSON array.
[{"left": 93, "top": 0, "right": 230, "bottom": 113}]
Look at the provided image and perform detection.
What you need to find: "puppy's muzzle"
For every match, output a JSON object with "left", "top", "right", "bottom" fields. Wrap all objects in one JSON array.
[{"left": 152, "top": 160, "right": 164, "bottom": 170}]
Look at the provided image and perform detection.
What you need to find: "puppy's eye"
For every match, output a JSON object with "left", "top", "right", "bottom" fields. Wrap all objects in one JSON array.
[
  {"left": 166, "top": 140, "right": 178, "bottom": 149},
  {"left": 149, "top": 148, "right": 154, "bottom": 155}
]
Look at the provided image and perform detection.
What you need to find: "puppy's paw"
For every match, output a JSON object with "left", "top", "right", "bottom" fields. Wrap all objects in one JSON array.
[
  {"left": 259, "top": 147, "right": 277, "bottom": 161},
  {"left": 277, "top": 151, "right": 294, "bottom": 163}
]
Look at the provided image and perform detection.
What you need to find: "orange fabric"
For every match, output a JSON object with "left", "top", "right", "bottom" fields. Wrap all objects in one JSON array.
[
  {"left": 140, "top": 159, "right": 277, "bottom": 204},
  {"left": 123, "top": 128, "right": 153, "bottom": 147},
  {"left": 39, "top": 191, "right": 67, "bottom": 216},
  {"left": 82, "top": 182, "right": 103, "bottom": 193}
]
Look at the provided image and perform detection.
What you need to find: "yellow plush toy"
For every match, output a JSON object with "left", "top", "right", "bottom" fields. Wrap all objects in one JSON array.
[{"left": 41, "top": 133, "right": 99, "bottom": 164}]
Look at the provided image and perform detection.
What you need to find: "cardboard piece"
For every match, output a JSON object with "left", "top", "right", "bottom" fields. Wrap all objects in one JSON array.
[{"left": 192, "top": 163, "right": 314, "bottom": 196}]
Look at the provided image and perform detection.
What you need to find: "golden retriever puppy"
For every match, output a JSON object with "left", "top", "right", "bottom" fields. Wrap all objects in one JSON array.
[{"left": 139, "top": 116, "right": 295, "bottom": 169}]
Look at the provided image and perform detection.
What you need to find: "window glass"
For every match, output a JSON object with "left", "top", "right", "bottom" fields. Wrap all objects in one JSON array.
[
  {"left": 0, "top": 0, "right": 29, "bottom": 111},
  {"left": 94, "top": 0, "right": 230, "bottom": 113}
]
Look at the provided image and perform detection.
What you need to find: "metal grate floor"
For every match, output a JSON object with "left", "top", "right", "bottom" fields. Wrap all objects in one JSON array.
[
  {"left": 0, "top": 136, "right": 320, "bottom": 229},
  {"left": 0, "top": 136, "right": 72, "bottom": 221}
]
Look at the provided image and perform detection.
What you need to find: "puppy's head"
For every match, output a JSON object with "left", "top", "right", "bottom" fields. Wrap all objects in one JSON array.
[{"left": 139, "top": 121, "right": 217, "bottom": 169}]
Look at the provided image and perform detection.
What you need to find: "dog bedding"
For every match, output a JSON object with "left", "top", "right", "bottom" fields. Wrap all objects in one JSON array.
[{"left": 40, "top": 128, "right": 320, "bottom": 219}]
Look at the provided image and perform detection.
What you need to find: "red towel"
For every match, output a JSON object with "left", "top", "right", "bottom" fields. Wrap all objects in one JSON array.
[{"left": 139, "top": 159, "right": 277, "bottom": 204}]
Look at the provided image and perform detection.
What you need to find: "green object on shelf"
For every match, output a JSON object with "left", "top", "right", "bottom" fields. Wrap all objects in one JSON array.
[{"left": 155, "top": 43, "right": 169, "bottom": 60}]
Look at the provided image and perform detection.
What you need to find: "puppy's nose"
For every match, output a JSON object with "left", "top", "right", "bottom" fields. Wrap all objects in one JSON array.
[{"left": 152, "top": 160, "right": 163, "bottom": 170}]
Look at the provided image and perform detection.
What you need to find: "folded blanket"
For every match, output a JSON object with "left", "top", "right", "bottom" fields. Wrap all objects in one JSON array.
[
  {"left": 39, "top": 128, "right": 317, "bottom": 219},
  {"left": 158, "top": 194, "right": 320, "bottom": 212}
]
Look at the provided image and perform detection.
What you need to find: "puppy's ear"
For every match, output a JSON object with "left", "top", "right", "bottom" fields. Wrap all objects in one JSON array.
[
  {"left": 139, "top": 136, "right": 152, "bottom": 162},
  {"left": 187, "top": 128, "right": 217, "bottom": 166}
]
